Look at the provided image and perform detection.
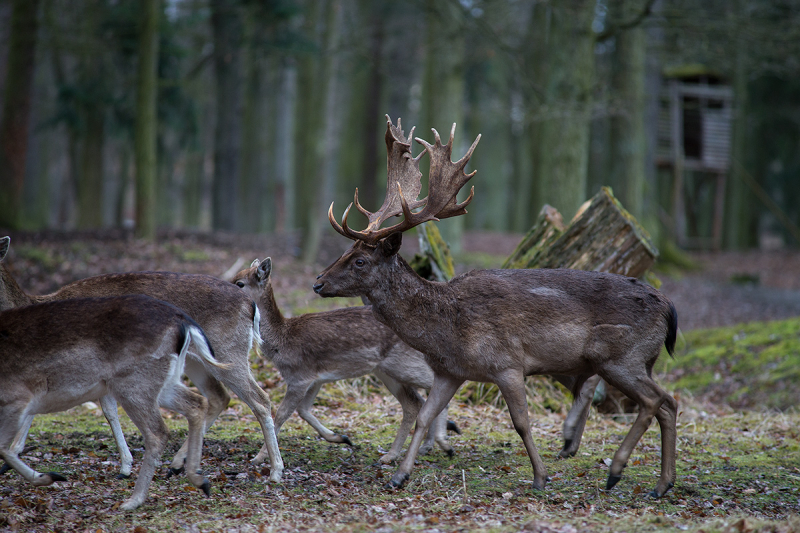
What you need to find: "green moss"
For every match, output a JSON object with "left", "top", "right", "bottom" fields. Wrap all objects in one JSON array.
[{"left": 659, "top": 317, "right": 800, "bottom": 410}]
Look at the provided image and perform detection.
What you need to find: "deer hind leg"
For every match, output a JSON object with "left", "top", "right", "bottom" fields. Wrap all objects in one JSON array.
[
  {"left": 599, "top": 364, "right": 676, "bottom": 497},
  {"left": 374, "top": 369, "right": 424, "bottom": 463},
  {"left": 559, "top": 374, "right": 601, "bottom": 458},
  {"left": 170, "top": 361, "right": 230, "bottom": 474},
  {"left": 494, "top": 370, "right": 548, "bottom": 491},
  {"left": 0, "top": 405, "right": 66, "bottom": 486},
  {"left": 99, "top": 395, "right": 133, "bottom": 478},
  {"left": 0, "top": 413, "right": 35, "bottom": 476},
  {"left": 212, "top": 360, "right": 283, "bottom": 482},
  {"left": 390, "top": 374, "right": 464, "bottom": 489},
  {"left": 158, "top": 383, "right": 211, "bottom": 496},
  {"left": 116, "top": 401, "right": 169, "bottom": 511}
]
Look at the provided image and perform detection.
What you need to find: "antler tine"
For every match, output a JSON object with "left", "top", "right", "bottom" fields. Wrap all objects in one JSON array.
[
  {"left": 327, "top": 116, "right": 480, "bottom": 245},
  {"left": 412, "top": 122, "right": 481, "bottom": 222},
  {"left": 328, "top": 202, "right": 363, "bottom": 242}
]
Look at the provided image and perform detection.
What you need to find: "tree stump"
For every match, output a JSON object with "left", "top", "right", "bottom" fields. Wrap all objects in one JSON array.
[
  {"left": 409, "top": 222, "right": 455, "bottom": 282},
  {"left": 504, "top": 187, "right": 658, "bottom": 278}
]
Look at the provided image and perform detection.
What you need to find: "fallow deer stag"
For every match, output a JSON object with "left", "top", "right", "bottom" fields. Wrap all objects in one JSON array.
[
  {"left": 232, "top": 257, "right": 458, "bottom": 462},
  {"left": 313, "top": 116, "right": 678, "bottom": 497},
  {"left": 0, "top": 295, "right": 220, "bottom": 510},
  {"left": 0, "top": 236, "right": 283, "bottom": 482}
]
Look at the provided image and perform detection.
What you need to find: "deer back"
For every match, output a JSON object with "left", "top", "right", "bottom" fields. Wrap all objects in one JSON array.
[
  {"left": 10, "top": 271, "right": 256, "bottom": 357},
  {"left": 0, "top": 295, "right": 202, "bottom": 412}
]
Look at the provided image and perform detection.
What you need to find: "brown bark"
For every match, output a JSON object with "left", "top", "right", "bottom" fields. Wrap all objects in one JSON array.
[
  {"left": 505, "top": 187, "right": 658, "bottom": 279},
  {"left": 0, "top": 0, "right": 39, "bottom": 229}
]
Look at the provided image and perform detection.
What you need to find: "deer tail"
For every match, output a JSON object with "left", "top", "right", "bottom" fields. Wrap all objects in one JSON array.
[
  {"left": 180, "top": 322, "right": 228, "bottom": 370},
  {"left": 664, "top": 301, "right": 678, "bottom": 357}
]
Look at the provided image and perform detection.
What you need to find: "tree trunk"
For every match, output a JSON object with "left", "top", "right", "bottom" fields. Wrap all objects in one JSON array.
[
  {"left": 239, "top": 15, "right": 266, "bottom": 232},
  {"left": 421, "top": 2, "right": 466, "bottom": 252},
  {"left": 0, "top": 0, "right": 39, "bottom": 229},
  {"left": 724, "top": 0, "right": 757, "bottom": 249},
  {"left": 77, "top": 105, "right": 105, "bottom": 229},
  {"left": 274, "top": 56, "right": 296, "bottom": 232},
  {"left": 529, "top": 0, "right": 595, "bottom": 220},
  {"left": 302, "top": 0, "right": 343, "bottom": 264},
  {"left": 358, "top": 0, "right": 385, "bottom": 213},
  {"left": 211, "top": 0, "right": 243, "bottom": 231},
  {"left": 607, "top": 0, "right": 646, "bottom": 222},
  {"left": 134, "top": 0, "right": 159, "bottom": 239}
]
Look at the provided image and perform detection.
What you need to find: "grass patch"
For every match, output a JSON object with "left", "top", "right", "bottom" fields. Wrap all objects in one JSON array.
[{"left": 659, "top": 317, "right": 800, "bottom": 410}]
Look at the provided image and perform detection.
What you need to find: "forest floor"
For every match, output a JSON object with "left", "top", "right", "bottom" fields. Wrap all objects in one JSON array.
[{"left": 1, "top": 229, "right": 800, "bottom": 532}]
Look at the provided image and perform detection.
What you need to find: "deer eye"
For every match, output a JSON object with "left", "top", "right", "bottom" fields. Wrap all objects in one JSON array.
[
  {"left": 354, "top": 258, "right": 366, "bottom": 267},
  {"left": 235, "top": 281, "right": 245, "bottom": 288}
]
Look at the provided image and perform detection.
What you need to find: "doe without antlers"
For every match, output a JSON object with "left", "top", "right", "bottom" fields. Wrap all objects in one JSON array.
[
  {"left": 314, "top": 116, "right": 679, "bottom": 498},
  {"left": 0, "top": 295, "right": 220, "bottom": 510}
]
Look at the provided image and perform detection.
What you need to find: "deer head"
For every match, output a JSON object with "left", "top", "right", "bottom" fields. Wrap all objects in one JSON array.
[{"left": 314, "top": 116, "right": 480, "bottom": 298}]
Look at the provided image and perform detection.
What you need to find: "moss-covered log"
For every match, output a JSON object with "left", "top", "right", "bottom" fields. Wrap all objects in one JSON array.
[
  {"left": 409, "top": 222, "right": 455, "bottom": 282},
  {"left": 507, "top": 187, "right": 658, "bottom": 278}
]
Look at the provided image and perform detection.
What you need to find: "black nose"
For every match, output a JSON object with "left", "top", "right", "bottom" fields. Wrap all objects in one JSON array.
[
  {"left": 316, "top": 274, "right": 322, "bottom": 279},
  {"left": 313, "top": 282, "right": 323, "bottom": 294}
]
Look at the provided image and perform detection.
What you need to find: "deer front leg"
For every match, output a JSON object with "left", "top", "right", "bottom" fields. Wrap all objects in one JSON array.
[
  {"left": 0, "top": 414, "right": 34, "bottom": 476},
  {"left": 390, "top": 374, "right": 464, "bottom": 489},
  {"left": 373, "top": 370, "right": 423, "bottom": 463},
  {"left": 495, "top": 370, "right": 548, "bottom": 491},
  {"left": 428, "top": 404, "right": 455, "bottom": 457},
  {"left": 295, "top": 381, "right": 353, "bottom": 446},
  {"left": 99, "top": 395, "right": 133, "bottom": 478},
  {"left": 0, "top": 408, "right": 66, "bottom": 487},
  {"left": 559, "top": 375, "right": 601, "bottom": 458},
  {"left": 215, "top": 366, "right": 283, "bottom": 482}
]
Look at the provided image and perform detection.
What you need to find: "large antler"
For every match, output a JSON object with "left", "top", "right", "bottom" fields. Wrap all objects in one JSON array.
[{"left": 329, "top": 115, "right": 481, "bottom": 244}]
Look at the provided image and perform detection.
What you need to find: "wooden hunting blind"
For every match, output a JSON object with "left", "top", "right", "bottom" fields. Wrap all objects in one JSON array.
[{"left": 656, "top": 66, "right": 734, "bottom": 250}]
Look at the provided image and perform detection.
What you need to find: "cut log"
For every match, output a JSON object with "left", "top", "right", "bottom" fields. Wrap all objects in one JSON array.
[
  {"left": 409, "top": 221, "right": 455, "bottom": 282},
  {"left": 505, "top": 187, "right": 658, "bottom": 278}
]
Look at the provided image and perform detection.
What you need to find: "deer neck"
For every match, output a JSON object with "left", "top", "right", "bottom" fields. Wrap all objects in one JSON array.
[
  {"left": 255, "top": 284, "right": 287, "bottom": 356},
  {"left": 0, "top": 264, "right": 36, "bottom": 310},
  {"left": 364, "top": 255, "right": 455, "bottom": 353}
]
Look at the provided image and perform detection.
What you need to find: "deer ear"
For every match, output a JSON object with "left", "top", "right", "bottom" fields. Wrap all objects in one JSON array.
[
  {"left": 380, "top": 233, "right": 403, "bottom": 257},
  {"left": 0, "top": 237, "right": 9, "bottom": 261},
  {"left": 257, "top": 257, "right": 272, "bottom": 283}
]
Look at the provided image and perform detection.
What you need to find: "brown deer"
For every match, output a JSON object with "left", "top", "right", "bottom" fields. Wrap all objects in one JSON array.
[
  {"left": 313, "top": 117, "right": 678, "bottom": 497},
  {"left": 231, "top": 257, "right": 458, "bottom": 463},
  {"left": 0, "top": 295, "right": 221, "bottom": 510},
  {"left": 0, "top": 236, "right": 283, "bottom": 482}
]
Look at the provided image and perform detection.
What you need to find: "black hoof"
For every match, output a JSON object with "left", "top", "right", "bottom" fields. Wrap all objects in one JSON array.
[
  {"left": 649, "top": 482, "right": 673, "bottom": 499},
  {"left": 446, "top": 420, "right": 461, "bottom": 435},
  {"left": 201, "top": 479, "right": 211, "bottom": 497},
  {"left": 48, "top": 472, "right": 67, "bottom": 482},
  {"left": 446, "top": 448, "right": 455, "bottom": 458},
  {"left": 0, "top": 463, "right": 10, "bottom": 476},
  {"left": 386, "top": 473, "right": 409, "bottom": 490},
  {"left": 167, "top": 466, "right": 184, "bottom": 479},
  {"left": 115, "top": 473, "right": 131, "bottom": 480},
  {"left": 559, "top": 439, "right": 576, "bottom": 458},
  {"left": 606, "top": 475, "right": 622, "bottom": 491},
  {"left": 340, "top": 435, "right": 353, "bottom": 446}
]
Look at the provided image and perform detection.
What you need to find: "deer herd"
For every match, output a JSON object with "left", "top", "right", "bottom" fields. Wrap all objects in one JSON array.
[{"left": 0, "top": 116, "right": 679, "bottom": 511}]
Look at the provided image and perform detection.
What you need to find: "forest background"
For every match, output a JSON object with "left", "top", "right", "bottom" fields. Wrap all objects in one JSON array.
[{"left": 0, "top": 0, "right": 799, "bottom": 260}]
